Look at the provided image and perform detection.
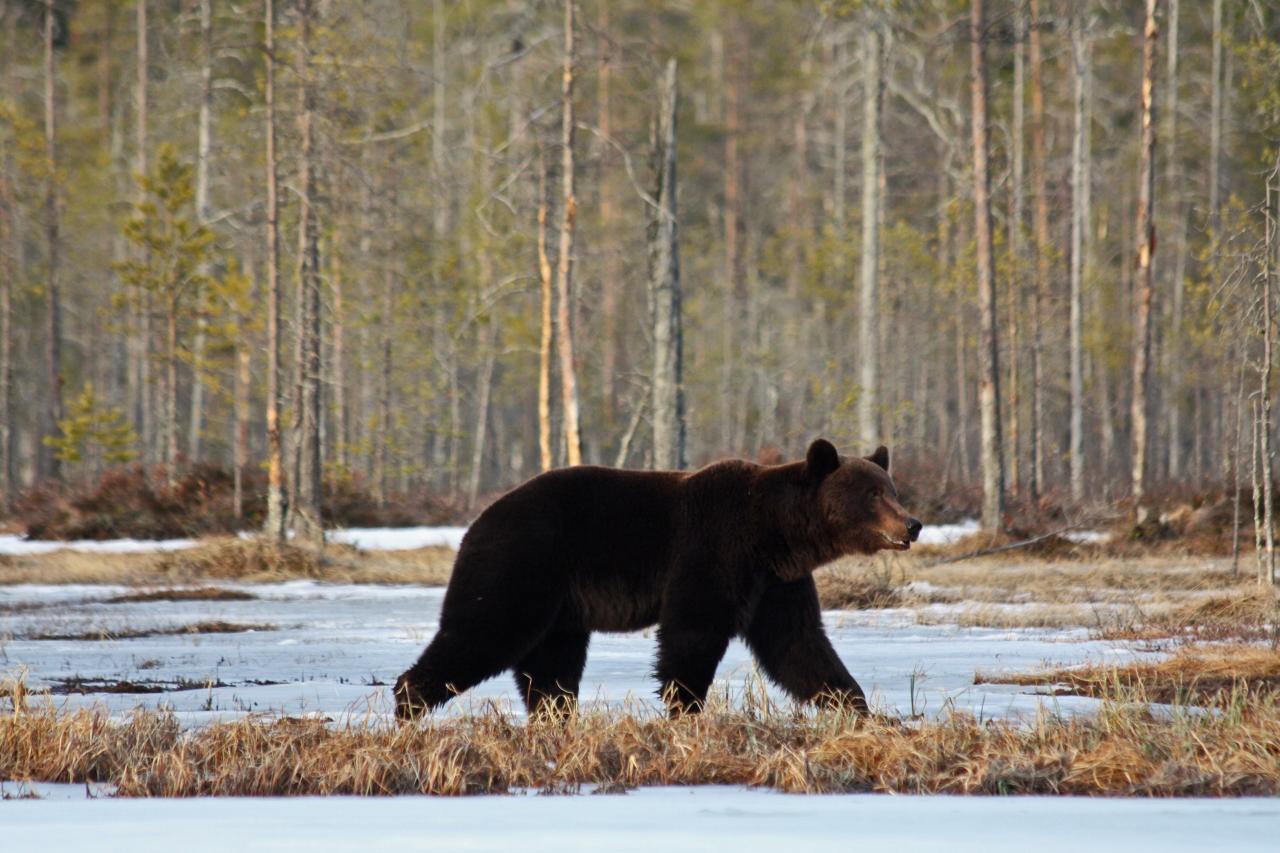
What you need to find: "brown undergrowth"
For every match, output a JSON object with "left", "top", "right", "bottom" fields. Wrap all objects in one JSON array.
[
  {"left": 0, "top": 538, "right": 456, "bottom": 586},
  {"left": 977, "top": 644, "right": 1280, "bottom": 705},
  {"left": 0, "top": 689, "right": 1277, "bottom": 796}
]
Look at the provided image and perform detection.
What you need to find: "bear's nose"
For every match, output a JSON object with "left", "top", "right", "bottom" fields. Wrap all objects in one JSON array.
[{"left": 906, "top": 517, "right": 923, "bottom": 542}]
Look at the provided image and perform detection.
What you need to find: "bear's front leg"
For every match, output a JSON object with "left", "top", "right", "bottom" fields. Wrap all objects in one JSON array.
[{"left": 744, "top": 575, "right": 870, "bottom": 715}]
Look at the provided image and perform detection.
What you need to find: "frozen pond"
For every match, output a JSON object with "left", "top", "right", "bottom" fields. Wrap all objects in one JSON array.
[{"left": 0, "top": 582, "right": 1151, "bottom": 725}]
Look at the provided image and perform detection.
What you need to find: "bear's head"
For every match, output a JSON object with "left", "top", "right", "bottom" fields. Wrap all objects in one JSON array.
[{"left": 804, "top": 438, "right": 923, "bottom": 555}]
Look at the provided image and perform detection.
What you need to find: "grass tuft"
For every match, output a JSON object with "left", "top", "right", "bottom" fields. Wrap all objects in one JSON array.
[{"left": 1, "top": 690, "right": 1278, "bottom": 796}]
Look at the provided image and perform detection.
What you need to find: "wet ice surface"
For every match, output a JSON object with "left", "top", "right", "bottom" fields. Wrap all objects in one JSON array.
[{"left": 0, "top": 582, "right": 1151, "bottom": 725}]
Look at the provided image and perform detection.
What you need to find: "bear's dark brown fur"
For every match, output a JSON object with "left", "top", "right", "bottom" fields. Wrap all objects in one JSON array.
[{"left": 395, "top": 439, "right": 921, "bottom": 719}]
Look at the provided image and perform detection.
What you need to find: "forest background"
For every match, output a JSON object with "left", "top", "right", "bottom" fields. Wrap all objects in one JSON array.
[{"left": 2, "top": 0, "right": 1280, "bottom": 553}]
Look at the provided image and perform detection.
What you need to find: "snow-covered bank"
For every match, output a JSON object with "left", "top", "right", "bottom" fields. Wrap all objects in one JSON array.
[
  {"left": 916, "top": 519, "right": 1113, "bottom": 546},
  {"left": 1, "top": 520, "right": 1112, "bottom": 556},
  {"left": 0, "top": 535, "right": 199, "bottom": 556},
  {"left": 1, "top": 787, "right": 1276, "bottom": 852},
  {"left": 916, "top": 519, "right": 980, "bottom": 545},
  {"left": 326, "top": 526, "right": 468, "bottom": 551}
]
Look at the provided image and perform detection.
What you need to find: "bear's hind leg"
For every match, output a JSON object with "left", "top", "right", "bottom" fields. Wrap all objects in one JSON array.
[{"left": 513, "top": 627, "right": 590, "bottom": 719}]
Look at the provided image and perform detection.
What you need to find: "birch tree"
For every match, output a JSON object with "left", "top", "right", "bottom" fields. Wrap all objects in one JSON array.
[
  {"left": 1068, "top": 7, "right": 1088, "bottom": 500},
  {"left": 650, "top": 58, "right": 685, "bottom": 471},
  {"left": 41, "top": 0, "right": 62, "bottom": 482},
  {"left": 263, "top": 0, "right": 285, "bottom": 541},
  {"left": 857, "top": 22, "right": 883, "bottom": 447},
  {"left": 556, "top": 0, "right": 582, "bottom": 467},
  {"left": 1131, "top": 0, "right": 1158, "bottom": 516},
  {"left": 970, "top": 0, "right": 1004, "bottom": 531},
  {"left": 1027, "top": 0, "right": 1049, "bottom": 497},
  {"left": 188, "top": 0, "right": 213, "bottom": 462}
]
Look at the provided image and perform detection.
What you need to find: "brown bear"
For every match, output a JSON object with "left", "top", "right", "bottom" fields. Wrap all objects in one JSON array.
[{"left": 394, "top": 439, "right": 921, "bottom": 720}]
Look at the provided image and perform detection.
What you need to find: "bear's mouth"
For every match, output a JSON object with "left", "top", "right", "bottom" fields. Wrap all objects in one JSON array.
[{"left": 879, "top": 531, "right": 910, "bottom": 550}]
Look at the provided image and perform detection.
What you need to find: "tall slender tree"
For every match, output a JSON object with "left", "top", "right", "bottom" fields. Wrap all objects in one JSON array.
[
  {"left": 292, "top": 0, "right": 323, "bottom": 545},
  {"left": 1027, "top": 0, "right": 1049, "bottom": 497},
  {"left": 263, "top": 0, "right": 285, "bottom": 541},
  {"left": 1131, "top": 0, "right": 1159, "bottom": 516},
  {"left": 537, "top": 153, "right": 555, "bottom": 472},
  {"left": 650, "top": 58, "right": 685, "bottom": 471},
  {"left": 857, "top": 22, "right": 883, "bottom": 447},
  {"left": 556, "top": 0, "right": 582, "bottom": 466},
  {"left": 970, "top": 0, "right": 1004, "bottom": 531},
  {"left": 41, "top": 0, "right": 62, "bottom": 482},
  {"left": 1068, "top": 6, "right": 1088, "bottom": 500},
  {"left": 188, "top": 0, "right": 213, "bottom": 463}
]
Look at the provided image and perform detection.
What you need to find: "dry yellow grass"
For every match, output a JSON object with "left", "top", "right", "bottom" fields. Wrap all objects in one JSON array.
[
  {"left": 1, "top": 689, "right": 1277, "bottom": 796},
  {"left": 0, "top": 537, "right": 456, "bottom": 586},
  {"left": 976, "top": 644, "right": 1280, "bottom": 705},
  {"left": 813, "top": 553, "right": 1275, "bottom": 639}
]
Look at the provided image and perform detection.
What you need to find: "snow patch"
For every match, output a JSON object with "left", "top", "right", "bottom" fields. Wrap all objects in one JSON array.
[
  {"left": 0, "top": 787, "right": 1276, "bottom": 852},
  {"left": 0, "top": 526, "right": 470, "bottom": 555},
  {"left": 327, "top": 526, "right": 468, "bottom": 551},
  {"left": 916, "top": 519, "right": 979, "bottom": 546}
]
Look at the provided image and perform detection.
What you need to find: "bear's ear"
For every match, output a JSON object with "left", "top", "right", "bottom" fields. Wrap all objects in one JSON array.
[
  {"left": 805, "top": 439, "right": 841, "bottom": 481},
  {"left": 866, "top": 445, "right": 890, "bottom": 472}
]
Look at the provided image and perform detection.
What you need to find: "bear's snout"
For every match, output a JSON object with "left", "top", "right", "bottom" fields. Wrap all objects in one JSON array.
[{"left": 907, "top": 517, "right": 923, "bottom": 542}]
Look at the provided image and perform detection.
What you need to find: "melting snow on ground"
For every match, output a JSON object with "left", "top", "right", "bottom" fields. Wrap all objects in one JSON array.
[
  {"left": 1, "top": 784, "right": 1276, "bottom": 852},
  {"left": 0, "top": 527, "right": 469, "bottom": 556},
  {"left": 1, "top": 520, "right": 1112, "bottom": 555},
  {"left": 2, "top": 582, "right": 1152, "bottom": 724},
  {"left": 0, "top": 581, "right": 1261, "bottom": 845}
]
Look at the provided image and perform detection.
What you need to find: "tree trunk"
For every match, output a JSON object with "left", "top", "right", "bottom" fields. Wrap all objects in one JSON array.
[
  {"left": 292, "top": 0, "right": 322, "bottom": 546},
  {"left": 721, "top": 27, "right": 741, "bottom": 454},
  {"left": 263, "top": 0, "right": 285, "bottom": 541},
  {"left": 857, "top": 23, "right": 883, "bottom": 447},
  {"left": 1027, "top": 0, "right": 1048, "bottom": 497},
  {"left": 1131, "top": 0, "right": 1158, "bottom": 516},
  {"left": 42, "top": 0, "right": 63, "bottom": 482},
  {"left": 234, "top": 252, "right": 252, "bottom": 520},
  {"left": 136, "top": 0, "right": 151, "bottom": 465},
  {"left": 970, "top": 0, "right": 1005, "bottom": 531},
  {"left": 1261, "top": 155, "right": 1280, "bottom": 585},
  {"left": 188, "top": 0, "right": 213, "bottom": 464},
  {"left": 165, "top": 293, "right": 178, "bottom": 475},
  {"left": 597, "top": 2, "right": 618, "bottom": 429},
  {"left": 1208, "top": 0, "right": 1223, "bottom": 225},
  {"left": 537, "top": 153, "right": 555, "bottom": 472},
  {"left": 650, "top": 59, "right": 686, "bottom": 471},
  {"left": 1164, "top": 0, "right": 1185, "bottom": 482},
  {"left": 1068, "top": 7, "right": 1088, "bottom": 501},
  {"left": 432, "top": 0, "right": 448, "bottom": 241},
  {"left": 1008, "top": 5, "right": 1025, "bottom": 496},
  {"left": 331, "top": 237, "right": 347, "bottom": 471},
  {"left": 556, "top": 0, "right": 582, "bottom": 467},
  {"left": 467, "top": 318, "right": 496, "bottom": 509},
  {"left": 374, "top": 265, "right": 393, "bottom": 506},
  {"left": 1, "top": 5, "right": 17, "bottom": 501}
]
